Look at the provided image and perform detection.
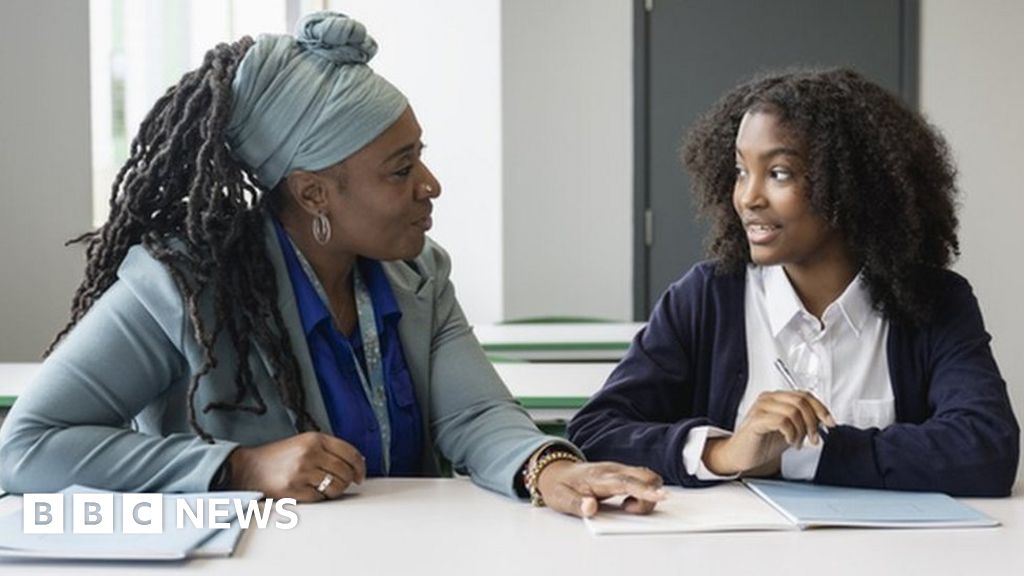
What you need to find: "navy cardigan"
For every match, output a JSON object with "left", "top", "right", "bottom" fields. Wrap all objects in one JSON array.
[{"left": 567, "top": 262, "right": 1019, "bottom": 496}]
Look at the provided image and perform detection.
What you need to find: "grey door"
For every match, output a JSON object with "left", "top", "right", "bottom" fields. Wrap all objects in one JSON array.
[{"left": 635, "top": 0, "right": 918, "bottom": 317}]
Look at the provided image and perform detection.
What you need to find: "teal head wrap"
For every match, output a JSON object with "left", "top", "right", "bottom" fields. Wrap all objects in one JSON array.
[{"left": 226, "top": 11, "right": 408, "bottom": 188}]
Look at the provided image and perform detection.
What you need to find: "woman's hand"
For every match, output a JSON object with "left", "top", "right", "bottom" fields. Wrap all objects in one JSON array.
[
  {"left": 536, "top": 461, "right": 667, "bottom": 518},
  {"left": 227, "top": 432, "right": 366, "bottom": 502},
  {"left": 703, "top": 390, "right": 836, "bottom": 477}
]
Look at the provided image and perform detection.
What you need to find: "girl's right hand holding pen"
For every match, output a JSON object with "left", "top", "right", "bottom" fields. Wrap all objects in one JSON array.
[{"left": 701, "top": 390, "right": 837, "bottom": 477}]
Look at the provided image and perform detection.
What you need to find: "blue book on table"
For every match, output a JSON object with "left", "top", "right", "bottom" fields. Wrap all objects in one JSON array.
[{"left": 743, "top": 479, "right": 999, "bottom": 529}]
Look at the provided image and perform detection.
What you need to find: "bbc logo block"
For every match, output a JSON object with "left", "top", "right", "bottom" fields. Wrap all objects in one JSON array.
[
  {"left": 22, "top": 494, "right": 63, "bottom": 534},
  {"left": 23, "top": 493, "right": 163, "bottom": 535},
  {"left": 22, "top": 492, "right": 298, "bottom": 533}
]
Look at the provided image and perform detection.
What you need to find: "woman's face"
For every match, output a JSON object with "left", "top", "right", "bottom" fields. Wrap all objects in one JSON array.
[
  {"left": 732, "top": 110, "right": 843, "bottom": 271},
  {"left": 319, "top": 106, "right": 441, "bottom": 261}
]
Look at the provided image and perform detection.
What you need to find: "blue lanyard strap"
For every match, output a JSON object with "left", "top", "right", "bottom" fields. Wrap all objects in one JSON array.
[
  {"left": 349, "top": 265, "right": 391, "bottom": 474},
  {"left": 290, "top": 244, "right": 392, "bottom": 474}
]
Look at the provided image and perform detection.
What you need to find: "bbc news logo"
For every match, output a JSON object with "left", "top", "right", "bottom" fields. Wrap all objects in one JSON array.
[{"left": 23, "top": 493, "right": 299, "bottom": 534}]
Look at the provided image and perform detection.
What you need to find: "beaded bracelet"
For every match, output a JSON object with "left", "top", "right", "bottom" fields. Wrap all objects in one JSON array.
[{"left": 523, "top": 448, "right": 582, "bottom": 507}]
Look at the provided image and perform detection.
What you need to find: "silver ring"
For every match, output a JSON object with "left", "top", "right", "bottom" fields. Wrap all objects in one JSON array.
[
  {"left": 422, "top": 184, "right": 433, "bottom": 193},
  {"left": 316, "top": 473, "right": 334, "bottom": 494}
]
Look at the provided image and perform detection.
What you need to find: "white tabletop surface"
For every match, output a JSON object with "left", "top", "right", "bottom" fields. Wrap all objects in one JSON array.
[
  {"left": 474, "top": 322, "right": 645, "bottom": 345},
  {"left": 493, "top": 362, "right": 615, "bottom": 399},
  {"left": 0, "top": 478, "right": 1021, "bottom": 575},
  {"left": 0, "top": 363, "right": 38, "bottom": 404},
  {"left": 475, "top": 322, "right": 643, "bottom": 361},
  {"left": 475, "top": 321, "right": 644, "bottom": 345}
]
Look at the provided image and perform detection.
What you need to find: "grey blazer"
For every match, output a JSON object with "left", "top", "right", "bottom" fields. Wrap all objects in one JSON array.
[{"left": 0, "top": 218, "right": 565, "bottom": 496}]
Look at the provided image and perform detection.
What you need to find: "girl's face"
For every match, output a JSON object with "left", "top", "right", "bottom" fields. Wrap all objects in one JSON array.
[{"left": 732, "top": 110, "right": 845, "bottom": 271}]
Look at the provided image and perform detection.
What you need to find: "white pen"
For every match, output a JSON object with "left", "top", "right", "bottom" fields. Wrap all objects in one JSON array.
[
  {"left": 772, "top": 358, "right": 803, "bottom": 393},
  {"left": 772, "top": 358, "right": 834, "bottom": 441}
]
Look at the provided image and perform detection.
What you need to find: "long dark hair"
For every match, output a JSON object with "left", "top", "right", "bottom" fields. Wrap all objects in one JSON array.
[{"left": 49, "top": 38, "right": 318, "bottom": 441}]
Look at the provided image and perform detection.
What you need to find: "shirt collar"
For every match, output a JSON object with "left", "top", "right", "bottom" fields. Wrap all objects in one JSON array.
[
  {"left": 271, "top": 218, "right": 402, "bottom": 337},
  {"left": 762, "top": 265, "right": 871, "bottom": 338},
  {"left": 359, "top": 258, "right": 402, "bottom": 321},
  {"left": 829, "top": 271, "right": 872, "bottom": 337},
  {"left": 763, "top": 265, "right": 805, "bottom": 338}
]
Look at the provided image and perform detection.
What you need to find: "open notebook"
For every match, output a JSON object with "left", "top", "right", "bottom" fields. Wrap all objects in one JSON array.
[
  {"left": 585, "top": 479, "right": 999, "bottom": 535},
  {"left": 0, "top": 485, "right": 262, "bottom": 560}
]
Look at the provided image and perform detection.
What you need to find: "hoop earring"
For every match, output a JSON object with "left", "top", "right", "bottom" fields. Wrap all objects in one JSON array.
[{"left": 312, "top": 212, "right": 332, "bottom": 246}]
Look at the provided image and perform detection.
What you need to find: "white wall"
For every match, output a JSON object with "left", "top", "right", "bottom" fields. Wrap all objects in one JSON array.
[
  {"left": 326, "top": 0, "right": 634, "bottom": 325},
  {"left": 501, "top": 0, "right": 634, "bottom": 321},
  {"left": 920, "top": 0, "right": 1024, "bottom": 472},
  {"left": 328, "top": 0, "right": 505, "bottom": 325},
  {"left": 0, "top": 0, "right": 91, "bottom": 361}
]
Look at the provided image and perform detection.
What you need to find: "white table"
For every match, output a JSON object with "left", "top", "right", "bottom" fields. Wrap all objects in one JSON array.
[
  {"left": 0, "top": 364, "right": 38, "bottom": 409},
  {"left": 494, "top": 362, "right": 614, "bottom": 421},
  {"left": 0, "top": 478, "right": 1021, "bottom": 575},
  {"left": 475, "top": 322, "right": 644, "bottom": 361}
]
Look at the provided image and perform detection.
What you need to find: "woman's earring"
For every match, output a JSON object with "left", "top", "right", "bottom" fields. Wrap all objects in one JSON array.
[{"left": 312, "top": 211, "right": 332, "bottom": 245}]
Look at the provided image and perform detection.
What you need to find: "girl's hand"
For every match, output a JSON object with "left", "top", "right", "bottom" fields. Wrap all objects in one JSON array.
[{"left": 703, "top": 391, "right": 836, "bottom": 476}]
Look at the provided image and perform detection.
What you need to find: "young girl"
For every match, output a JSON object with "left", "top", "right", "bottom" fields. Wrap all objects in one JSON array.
[{"left": 568, "top": 68, "right": 1019, "bottom": 496}]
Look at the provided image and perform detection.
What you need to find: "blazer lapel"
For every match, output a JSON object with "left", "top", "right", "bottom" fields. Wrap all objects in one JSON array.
[{"left": 253, "top": 215, "right": 333, "bottom": 434}]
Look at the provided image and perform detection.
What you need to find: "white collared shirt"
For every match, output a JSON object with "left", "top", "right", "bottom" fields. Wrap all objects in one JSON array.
[{"left": 682, "top": 265, "right": 896, "bottom": 480}]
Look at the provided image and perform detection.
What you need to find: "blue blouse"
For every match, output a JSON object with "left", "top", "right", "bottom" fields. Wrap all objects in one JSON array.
[{"left": 272, "top": 219, "right": 423, "bottom": 476}]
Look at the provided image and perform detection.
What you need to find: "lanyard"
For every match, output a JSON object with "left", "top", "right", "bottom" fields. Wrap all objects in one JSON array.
[
  {"left": 291, "top": 244, "right": 392, "bottom": 474},
  {"left": 346, "top": 266, "right": 392, "bottom": 474}
]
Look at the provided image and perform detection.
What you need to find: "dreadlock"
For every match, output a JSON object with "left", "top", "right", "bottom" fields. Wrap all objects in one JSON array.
[{"left": 48, "top": 37, "right": 319, "bottom": 442}]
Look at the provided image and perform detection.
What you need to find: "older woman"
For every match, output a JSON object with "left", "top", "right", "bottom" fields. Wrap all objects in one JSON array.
[{"left": 0, "top": 12, "right": 664, "bottom": 518}]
